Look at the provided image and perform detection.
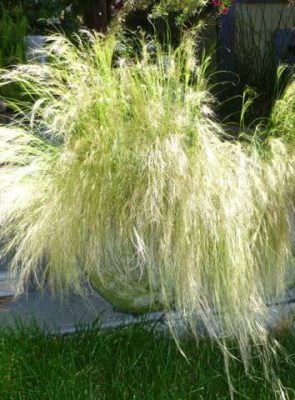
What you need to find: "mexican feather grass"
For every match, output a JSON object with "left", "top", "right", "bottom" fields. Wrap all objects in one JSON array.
[{"left": 0, "top": 32, "right": 295, "bottom": 395}]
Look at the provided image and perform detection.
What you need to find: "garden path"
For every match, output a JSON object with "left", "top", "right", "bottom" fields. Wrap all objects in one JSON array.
[
  {"left": 0, "top": 272, "right": 295, "bottom": 335},
  {"left": 0, "top": 272, "right": 165, "bottom": 333}
]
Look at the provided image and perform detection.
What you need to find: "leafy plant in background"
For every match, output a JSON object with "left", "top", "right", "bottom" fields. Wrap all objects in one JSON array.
[
  {"left": 0, "top": 4, "right": 28, "bottom": 100},
  {"left": 145, "top": 0, "right": 207, "bottom": 19},
  {"left": 212, "top": 0, "right": 234, "bottom": 15},
  {"left": 118, "top": 0, "right": 234, "bottom": 22},
  {"left": 114, "top": 0, "right": 215, "bottom": 61},
  {"left": 2, "top": 0, "right": 81, "bottom": 35},
  {"left": 23, "top": 0, "right": 81, "bottom": 35},
  {"left": 0, "top": 1, "right": 82, "bottom": 107},
  {"left": 123, "top": 0, "right": 209, "bottom": 26},
  {"left": 0, "top": 4, "right": 27, "bottom": 66}
]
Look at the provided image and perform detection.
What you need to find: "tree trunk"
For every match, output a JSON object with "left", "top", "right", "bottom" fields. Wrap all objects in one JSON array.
[{"left": 84, "top": 0, "right": 108, "bottom": 33}]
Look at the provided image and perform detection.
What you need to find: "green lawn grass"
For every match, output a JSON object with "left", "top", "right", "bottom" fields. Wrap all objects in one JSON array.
[{"left": 0, "top": 322, "right": 294, "bottom": 400}]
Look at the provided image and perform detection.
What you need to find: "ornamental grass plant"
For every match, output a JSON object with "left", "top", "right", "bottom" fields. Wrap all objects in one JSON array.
[
  {"left": 268, "top": 73, "right": 295, "bottom": 143},
  {"left": 0, "top": 31, "right": 295, "bottom": 397}
]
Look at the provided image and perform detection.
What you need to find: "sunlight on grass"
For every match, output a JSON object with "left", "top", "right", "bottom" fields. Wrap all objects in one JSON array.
[{"left": 0, "top": 323, "right": 295, "bottom": 400}]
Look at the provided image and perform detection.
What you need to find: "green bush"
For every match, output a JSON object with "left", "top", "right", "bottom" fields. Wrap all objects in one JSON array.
[
  {"left": 120, "top": 0, "right": 209, "bottom": 44},
  {"left": 2, "top": 0, "right": 80, "bottom": 35},
  {"left": 0, "top": 4, "right": 28, "bottom": 67},
  {"left": 0, "top": 4, "right": 28, "bottom": 101},
  {"left": 125, "top": 0, "right": 208, "bottom": 20}
]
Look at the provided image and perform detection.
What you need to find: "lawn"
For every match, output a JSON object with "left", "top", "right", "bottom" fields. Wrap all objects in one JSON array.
[{"left": 0, "top": 322, "right": 294, "bottom": 400}]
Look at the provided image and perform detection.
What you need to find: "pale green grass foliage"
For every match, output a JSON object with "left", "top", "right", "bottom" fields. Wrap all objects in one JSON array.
[{"left": 0, "top": 33, "right": 295, "bottom": 392}]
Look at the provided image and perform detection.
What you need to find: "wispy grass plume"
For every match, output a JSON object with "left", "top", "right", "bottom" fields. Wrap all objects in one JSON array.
[{"left": 0, "top": 32, "right": 295, "bottom": 397}]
